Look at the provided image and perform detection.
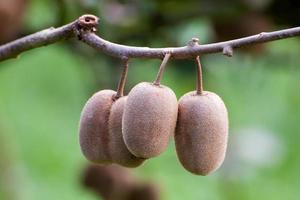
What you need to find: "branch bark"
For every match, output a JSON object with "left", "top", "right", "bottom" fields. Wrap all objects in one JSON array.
[
  {"left": 1, "top": 14, "right": 300, "bottom": 62},
  {"left": 0, "top": 22, "right": 76, "bottom": 61}
]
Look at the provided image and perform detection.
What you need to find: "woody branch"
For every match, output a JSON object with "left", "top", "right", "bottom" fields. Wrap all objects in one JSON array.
[{"left": 1, "top": 14, "right": 300, "bottom": 62}]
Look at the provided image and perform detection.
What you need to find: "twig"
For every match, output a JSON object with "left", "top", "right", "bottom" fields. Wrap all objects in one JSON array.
[{"left": 1, "top": 14, "right": 300, "bottom": 62}]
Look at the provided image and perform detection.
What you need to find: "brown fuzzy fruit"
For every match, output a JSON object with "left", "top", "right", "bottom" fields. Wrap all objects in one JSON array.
[
  {"left": 175, "top": 91, "right": 228, "bottom": 175},
  {"left": 123, "top": 82, "right": 178, "bottom": 158},
  {"left": 79, "top": 90, "right": 116, "bottom": 163},
  {"left": 108, "top": 96, "right": 145, "bottom": 167},
  {"left": 128, "top": 183, "right": 161, "bottom": 200},
  {"left": 82, "top": 164, "right": 137, "bottom": 200}
]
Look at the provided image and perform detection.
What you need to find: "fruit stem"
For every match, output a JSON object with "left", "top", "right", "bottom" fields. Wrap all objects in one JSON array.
[
  {"left": 115, "top": 57, "right": 129, "bottom": 99},
  {"left": 153, "top": 52, "right": 172, "bottom": 86},
  {"left": 195, "top": 56, "right": 203, "bottom": 95}
]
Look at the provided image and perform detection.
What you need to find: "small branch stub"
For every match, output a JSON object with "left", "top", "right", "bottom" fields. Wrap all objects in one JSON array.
[
  {"left": 188, "top": 38, "right": 200, "bottom": 47},
  {"left": 76, "top": 14, "right": 99, "bottom": 40},
  {"left": 78, "top": 14, "right": 99, "bottom": 31},
  {"left": 223, "top": 46, "right": 233, "bottom": 57}
]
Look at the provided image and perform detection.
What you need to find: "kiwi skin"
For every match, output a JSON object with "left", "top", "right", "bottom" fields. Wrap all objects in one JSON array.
[
  {"left": 108, "top": 96, "right": 145, "bottom": 167},
  {"left": 79, "top": 90, "right": 116, "bottom": 163},
  {"left": 122, "top": 82, "right": 178, "bottom": 158},
  {"left": 175, "top": 91, "right": 228, "bottom": 175}
]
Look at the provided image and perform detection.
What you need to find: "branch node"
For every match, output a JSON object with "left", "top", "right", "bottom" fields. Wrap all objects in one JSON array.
[
  {"left": 187, "top": 37, "right": 199, "bottom": 47},
  {"left": 259, "top": 32, "right": 267, "bottom": 38},
  {"left": 75, "top": 14, "right": 99, "bottom": 40},
  {"left": 223, "top": 46, "right": 233, "bottom": 57},
  {"left": 78, "top": 14, "right": 99, "bottom": 29},
  {"left": 161, "top": 50, "right": 173, "bottom": 60}
]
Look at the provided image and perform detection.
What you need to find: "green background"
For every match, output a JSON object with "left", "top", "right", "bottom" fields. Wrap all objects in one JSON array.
[{"left": 1, "top": 1, "right": 300, "bottom": 199}]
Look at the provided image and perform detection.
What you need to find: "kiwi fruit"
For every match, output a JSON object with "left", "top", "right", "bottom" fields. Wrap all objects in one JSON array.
[
  {"left": 108, "top": 96, "right": 145, "bottom": 167},
  {"left": 80, "top": 59, "right": 143, "bottom": 167},
  {"left": 79, "top": 90, "right": 116, "bottom": 163},
  {"left": 175, "top": 91, "right": 228, "bottom": 175},
  {"left": 122, "top": 82, "right": 178, "bottom": 158},
  {"left": 82, "top": 164, "right": 137, "bottom": 200}
]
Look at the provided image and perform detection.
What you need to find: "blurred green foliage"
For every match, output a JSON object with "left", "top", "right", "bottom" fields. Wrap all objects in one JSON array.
[{"left": 1, "top": 1, "right": 300, "bottom": 200}]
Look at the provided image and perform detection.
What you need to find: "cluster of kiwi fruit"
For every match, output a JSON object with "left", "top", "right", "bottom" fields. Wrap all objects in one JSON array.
[{"left": 79, "top": 53, "right": 228, "bottom": 175}]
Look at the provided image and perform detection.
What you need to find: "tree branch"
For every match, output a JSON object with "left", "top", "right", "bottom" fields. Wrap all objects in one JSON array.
[
  {"left": 1, "top": 14, "right": 300, "bottom": 62},
  {"left": 0, "top": 22, "right": 76, "bottom": 61}
]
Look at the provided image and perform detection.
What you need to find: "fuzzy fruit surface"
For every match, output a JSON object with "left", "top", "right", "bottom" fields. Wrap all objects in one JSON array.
[
  {"left": 175, "top": 91, "right": 228, "bottom": 175},
  {"left": 79, "top": 90, "right": 116, "bottom": 163},
  {"left": 108, "top": 96, "right": 145, "bottom": 167},
  {"left": 123, "top": 82, "right": 178, "bottom": 158}
]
